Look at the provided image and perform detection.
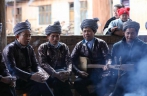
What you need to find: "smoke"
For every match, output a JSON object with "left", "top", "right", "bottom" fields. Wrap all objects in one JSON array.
[
  {"left": 124, "top": 87, "right": 147, "bottom": 96},
  {"left": 125, "top": 93, "right": 145, "bottom": 96},
  {"left": 123, "top": 55, "right": 147, "bottom": 96}
]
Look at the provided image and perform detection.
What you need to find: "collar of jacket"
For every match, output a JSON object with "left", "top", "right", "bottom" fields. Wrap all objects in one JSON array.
[
  {"left": 122, "top": 37, "right": 138, "bottom": 43},
  {"left": 15, "top": 39, "right": 30, "bottom": 49},
  {"left": 47, "top": 41, "right": 61, "bottom": 48},
  {"left": 82, "top": 37, "right": 95, "bottom": 44}
]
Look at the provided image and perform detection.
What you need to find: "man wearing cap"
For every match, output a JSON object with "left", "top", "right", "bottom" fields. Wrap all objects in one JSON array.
[
  {"left": 0, "top": 23, "right": 16, "bottom": 96},
  {"left": 110, "top": 21, "right": 147, "bottom": 96},
  {"left": 38, "top": 21, "right": 72, "bottom": 96},
  {"left": 107, "top": 7, "right": 131, "bottom": 36},
  {"left": 2, "top": 20, "right": 54, "bottom": 96},
  {"left": 71, "top": 18, "right": 110, "bottom": 96}
]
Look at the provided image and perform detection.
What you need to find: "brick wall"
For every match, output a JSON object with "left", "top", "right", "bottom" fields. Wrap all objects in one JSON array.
[{"left": 7, "top": 35, "right": 147, "bottom": 58}]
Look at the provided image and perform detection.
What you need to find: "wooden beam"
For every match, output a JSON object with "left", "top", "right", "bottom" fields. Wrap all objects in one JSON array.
[{"left": 0, "top": 0, "right": 7, "bottom": 51}]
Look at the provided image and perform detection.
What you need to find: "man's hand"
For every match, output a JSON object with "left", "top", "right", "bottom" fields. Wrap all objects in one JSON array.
[
  {"left": 78, "top": 71, "right": 89, "bottom": 77},
  {"left": 103, "top": 59, "right": 112, "bottom": 70},
  {"left": 1, "top": 76, "right": 16, "bottom": 85},
  {"left": 103, "top": 65, "right": 109, "bottom": 71},
  {"left": 38, "top": 67, "right": 49, "bottom": 81},
  {"left": 111, "top": 27, "right": 118, "bottom": 32},
  {"left": 10, "top": 81, "right": 16, "bottom": 87},
  {"left": 30, "top": 72, "right": 45, "bottom": 83},
  {"left": 54, "top": 71, "right": 70, "bottom": 82}
]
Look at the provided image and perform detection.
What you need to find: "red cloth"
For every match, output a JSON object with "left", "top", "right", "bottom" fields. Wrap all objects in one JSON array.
[{"left": 117, "top": 7, "right": 130, "bottom": 16}]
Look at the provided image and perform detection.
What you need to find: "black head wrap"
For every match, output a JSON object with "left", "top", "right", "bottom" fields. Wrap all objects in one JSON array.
[
  {"left": 13, "top": 20, "right": 31, "bottom": 35},
  {"left": 123, "top": 21, "right": 140, "bottom": 33},
  {"left": 45, "top": 21, "right": 61, "bottom": 35},
  {"left": 80, "top": 18, "right": 99, "bottom": 33}
]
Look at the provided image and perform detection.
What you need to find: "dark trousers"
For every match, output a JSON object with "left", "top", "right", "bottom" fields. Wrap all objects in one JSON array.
[
  {"left": 74, "top": 76, "right": 110, "bottom": 96},
  {"left": 16, "top": 79, "right": 54, "bottom": 96},
  {"left": 47, "top": 77, "right": 73, "bottom": 96},
  {"left": 0, "top": 82, "right": 16, "bottom": 96}
]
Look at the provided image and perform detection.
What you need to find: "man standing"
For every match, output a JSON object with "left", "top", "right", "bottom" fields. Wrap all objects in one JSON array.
[
  {"left": 2, "top": 20, "right": 54, "bottom": 96},
  {"left": 71, "top": 18, "right": 110, "bottom": 96},
  {"left": 111, "top": 21, "right": 147, "bottom": 96},
  {"left": 38, "top": 21, "right": 72, "bottom": 96}
]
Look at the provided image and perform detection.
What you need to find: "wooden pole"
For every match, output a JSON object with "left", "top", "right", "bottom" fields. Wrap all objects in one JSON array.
[
  {"left": 13, "top": 0, "right": 16, "bottom": 25},
  {"left": 74, "top": 0, "right": 81, "bottom": 35},
  {"left": 0, "top": 0, "right": 7, "bottom": 51}
]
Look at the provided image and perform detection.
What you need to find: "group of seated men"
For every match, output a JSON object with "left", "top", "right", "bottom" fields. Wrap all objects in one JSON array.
[{"left": 0, "top": 17, "right": 147, "bottom": 96}]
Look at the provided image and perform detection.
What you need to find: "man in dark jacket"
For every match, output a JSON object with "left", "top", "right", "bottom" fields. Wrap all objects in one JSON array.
[
  {"left": 0, "top": 23, "right": 16, "bottom": 96},
  {"left": 38, "top": 21, "right": 72, "bottom": 96},
  {"left": 111, "top": 21, "right": 147, "bottom": 96},
  {"left": 0, "top": 50, "right": 16, "bottom": 96},
  {"left": 71, "top": 18, "right": 110, "bottom": 96},
  {"left": 2, "top": 20, "right": 54, "bottom": 96}
]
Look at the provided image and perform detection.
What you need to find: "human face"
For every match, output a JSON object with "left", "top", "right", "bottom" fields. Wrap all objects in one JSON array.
[
  {"left": 124, "top": 28, "right": 138, "bottom": 43},
  {"left": 16, "top": 30, "right": 31, "bottom": 46},
  {"left": 113, "top": 7, "right": 119, "bottom": 18},
  {"left": 82, "top": 27, "right": 95, "bottom": 41},
  {"left": 47, "top": 32, "right": 60, "bottom": 45},
  {"left": 120, "top": 14, "right": 129, "bottom": 22}
]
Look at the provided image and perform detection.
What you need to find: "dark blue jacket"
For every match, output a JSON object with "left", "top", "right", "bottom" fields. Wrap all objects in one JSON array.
[{"left": 111, "top": 37, "right": 147, "bottom": 71}]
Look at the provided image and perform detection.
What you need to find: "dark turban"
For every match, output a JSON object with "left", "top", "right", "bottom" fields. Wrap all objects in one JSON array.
[
  {"left": 123, "top": 21, "right": 140, "bottom": 33},
  {"left": 45, "top": 21, "right": 61, "bottom": 35},
  {"left": 80, "top": 18, "right": 99, "bottom": 33},
  {"left": 13, "top": 20, "right": 31, "bottom": 35},
  {"left": 145, "top": 22, "right": 147, "bottom": 29}
]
